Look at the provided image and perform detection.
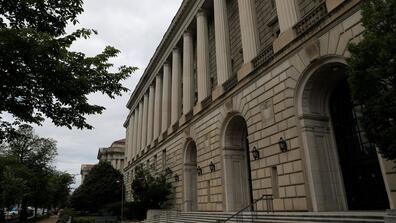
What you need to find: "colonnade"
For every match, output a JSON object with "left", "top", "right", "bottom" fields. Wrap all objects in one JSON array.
[{"left": 126, "top": 0, "right": 300, "bottom": 162}]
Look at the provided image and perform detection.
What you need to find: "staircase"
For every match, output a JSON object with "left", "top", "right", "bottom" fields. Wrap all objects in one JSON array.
[{"left": 141, "top": 211, "right": 386, "bottom": 223}]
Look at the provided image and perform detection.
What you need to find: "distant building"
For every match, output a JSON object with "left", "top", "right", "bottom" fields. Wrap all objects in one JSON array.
[
  {"left": 80, "top": 164, "right": 95, "bottom": 183},
  {"left": 97, "top": 139, "right": 125, "bottom": 172}
]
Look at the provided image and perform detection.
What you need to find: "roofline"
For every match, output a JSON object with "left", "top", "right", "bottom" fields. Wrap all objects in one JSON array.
[{"left": 124, "top": 0, "right": 204, "bottom": 124}]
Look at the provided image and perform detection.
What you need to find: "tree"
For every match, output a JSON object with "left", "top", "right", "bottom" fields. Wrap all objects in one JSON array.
[
  {"left": 70, "top": 161, "right": 123, "bottom": 214},
  {"left": 129, "top": 165, "right": 172, "bottom": 219},
  {"left": 0, "top": 0, "right": 137, "bottom": 141},
  {"left": 47, "top": 171, "right": 74, "bottom": 209},
  {"left": 347, "top": 0, "right": 396, "bottom": 161},
  {"left": 0, "top": 125, "right": 58, "bottom": 221}
]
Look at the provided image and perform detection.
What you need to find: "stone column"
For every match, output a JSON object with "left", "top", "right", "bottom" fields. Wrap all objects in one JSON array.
[
  {"left": 125, "top": 123, "right": 130, "bottom": 163},
  {"left": 136, "top": 101, "right": 143, "bottom": 153},
  {"left": 153, "top": 75, "right": 162, "bottom": 141},
  {"left": 128, "top": 114, "right": 134, "bottom": 161},
  {"left": 183, "top": 32, "right": 194, "bottom": 114},
  {"left": 147, "top": 84, "right": 155, "bottom": 145},
  {"left": 162, "top": 63, "right": 171, "bottom": 134},
  {"left": 214, "top": 0, "right": 232, "bottom": 85},
  {"left": 238, "top": 0, "right": 259, "bottom": 62},
  {"left": 275, "top": 0, "right": 299, "bottom": 33},
  {"left": 196, "top": 10, "right": 211, "bottom": 103},
  {"left": 132, "top": 109, "right": 138, "bottom": 158},
  {"left": 141, "top": 93, "right": 149, "bottom": 149},
  {"left": 171, "top": 48, "right": 182, "bottom": 125}
]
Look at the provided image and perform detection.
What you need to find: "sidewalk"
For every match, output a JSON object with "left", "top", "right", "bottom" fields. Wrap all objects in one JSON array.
[{"left": 34, "top": 215, "right": 58, "bottom": 223}]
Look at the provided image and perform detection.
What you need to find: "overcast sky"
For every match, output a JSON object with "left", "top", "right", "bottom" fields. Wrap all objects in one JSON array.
[{"left": 32, "top": 0, "right": 183, "bottom": 188}]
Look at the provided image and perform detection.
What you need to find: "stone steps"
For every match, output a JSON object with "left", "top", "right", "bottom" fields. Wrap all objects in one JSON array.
[{"left": 141, "top": 211, "right": 385, "bottom": 223}]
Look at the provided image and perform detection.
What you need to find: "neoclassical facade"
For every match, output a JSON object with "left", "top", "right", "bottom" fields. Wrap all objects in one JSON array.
[
  {"left": 97, "top": 139, "right": 125, "bottom": 172},
  {"left": 123, "top": 0, "right": 396, "bottom": 212}
]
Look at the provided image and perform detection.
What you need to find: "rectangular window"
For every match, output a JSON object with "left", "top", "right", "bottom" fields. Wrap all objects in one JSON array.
[
  {"left": 162, "top": 149, "right": 167, "bottom": 169},
  {"left": 271, "top": 166, "right": 279, "bottom": 198}
]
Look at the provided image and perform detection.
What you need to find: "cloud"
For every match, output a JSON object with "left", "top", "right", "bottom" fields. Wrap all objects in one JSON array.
[{"left": 31, "top": 0, "right": 183, "bottom": 189}]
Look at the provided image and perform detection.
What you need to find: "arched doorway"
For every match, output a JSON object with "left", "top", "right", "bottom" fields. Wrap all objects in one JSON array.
[
  {"left": 330, "top": 81, "right": 389, "bottom": 210},
  {"left": 297, "top": 59, "right": 389, "bottom": 211},
  {"left": 183, "top": 140, "right": 197, "bottom": 211},
  {"left": 222, "top": 115, "right": 253, "bottom": 211}
]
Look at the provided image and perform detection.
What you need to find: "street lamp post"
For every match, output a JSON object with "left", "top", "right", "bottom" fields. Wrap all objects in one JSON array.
[{"left": 116, "top": 180, "right": 124, "bottom": 223}]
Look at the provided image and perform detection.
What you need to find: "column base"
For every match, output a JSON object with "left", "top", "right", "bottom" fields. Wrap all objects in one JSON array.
[
  {"left": 193, "top": 103, "right": 203, "bottom": 115},
  {"left": 212, "top": 85, "right": 224, "bottom": 101},
  {"left": 273, "top": 28, "right": 296, "bottom": 53},
  {"left": 326, "top": 0, "right": 345, "bottom": 12},
  {"left": 237, "top": 62, "right": 254, "bottom": 81}
]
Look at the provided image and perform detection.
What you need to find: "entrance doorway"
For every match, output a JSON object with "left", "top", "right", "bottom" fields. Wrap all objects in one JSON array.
[
  {"left": 330, "top": 81, "right": 389, "bottom": 210},
  {"left": 223, "top": 115, "right": 253, "bottom": 211},
  {"left": 183, "top": 140, "right": 197, "bottom": 211},
  {"left": 297, "top": 60, "right": 390, "bottom": 211}
]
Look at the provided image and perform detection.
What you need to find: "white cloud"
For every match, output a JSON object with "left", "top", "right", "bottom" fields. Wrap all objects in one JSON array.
[{"left": 32, "top": 0, "right": 183, "bottom": 189}]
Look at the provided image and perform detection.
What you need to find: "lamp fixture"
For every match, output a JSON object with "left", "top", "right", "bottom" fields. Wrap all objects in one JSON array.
[
  {"left": 174, "top": 174, "right": 179, "bottom": 182},
  {"left": 252, "top": 147, "right": 260, "bottom": 160},
  {"left": 279, "top": 137, "right": 288, "bottom": 152},
  {"left": 209, "top": 161, "right": 216, "bottom": 172},
  {"left": 197, "top": 166, "right": 203, "bottom": 176}
]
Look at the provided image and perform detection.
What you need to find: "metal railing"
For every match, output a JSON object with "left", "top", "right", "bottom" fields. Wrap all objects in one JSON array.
[{"left": 216, "top": 194, "right": 274, "bottom": 223}]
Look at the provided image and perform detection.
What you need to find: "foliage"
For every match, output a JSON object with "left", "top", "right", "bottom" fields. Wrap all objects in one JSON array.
[
  {"left": 129, "top": 165, "right": 173, "bottom": 220},
  {"left": 0, "top": 125, "right": 72, "bottom": 221},
  {"left": 69, "top": 161, "right": 123, "bottom": 214},
  {"left": 0, "top": 0, "right": 137, "bottom": 141},
  {"left": 347, "top": 0, "right": 396, "bottom": 161},
  {"left": 58, "top": 208, "right": 75, "bottom": 223}
]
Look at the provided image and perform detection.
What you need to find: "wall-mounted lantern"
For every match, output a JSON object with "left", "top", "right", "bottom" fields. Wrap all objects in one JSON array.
[
  {"left": 209, "top": 162, "right": 216, "bottom": 172},
  {"left": 197, "top": 166, "right": 203, "bottom": 176},
  {"left": 279, "top": 137, "right": 288, "bottom": 152},
  {"left": 165, "top": 167, "right": 173, "bottom": 175},
  {"left": 252, "top": 147, "right": 260, "bottom": 160},
  {"left": 174, "top": 174, "right": 179, "bottom": 182}
]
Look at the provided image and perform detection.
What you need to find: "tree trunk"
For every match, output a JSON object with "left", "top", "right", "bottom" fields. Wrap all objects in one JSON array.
[
  {"left": 20, "top": 198, "right": 28, "bottom": 221},
  {"left": 0, "top": 208, "right": 5, "bottom": 223},
  {"left": 34, "top": 206, "right": 37, "bottom": 218}
]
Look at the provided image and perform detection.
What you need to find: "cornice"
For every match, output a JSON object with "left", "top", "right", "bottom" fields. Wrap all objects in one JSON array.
[{"left": 125, "top": 0, "right": 205, "bottom": 124}]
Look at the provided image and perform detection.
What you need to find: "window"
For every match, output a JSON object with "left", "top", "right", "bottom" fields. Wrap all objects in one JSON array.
[
  {"left": 271, "top": 166, "right": 279, "bottom": 198},
  {"left": 162, "top": 149, "right": 167, "bottom": 169}
]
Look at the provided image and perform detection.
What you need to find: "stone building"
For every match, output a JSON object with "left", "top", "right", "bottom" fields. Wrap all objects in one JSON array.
[
  {"left": 97, "top": 139, "right": 126, "bottom": 172},
  {"left": 80, "top": 164, "right": 95, "bottom": 183},
  {"left": 123, "top": 0, "right": 396, "bottom": 212}
]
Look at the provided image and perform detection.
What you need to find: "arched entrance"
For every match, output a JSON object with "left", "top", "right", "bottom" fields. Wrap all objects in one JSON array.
[
  {"left": 297, "top": 59, "right": 389, "bottom": 211},
  {"left": 222, "top": 115, "right": 253, "bottom": 211},
  {"left": 183, "top": 140, "right": 197, "bottom": 211}
]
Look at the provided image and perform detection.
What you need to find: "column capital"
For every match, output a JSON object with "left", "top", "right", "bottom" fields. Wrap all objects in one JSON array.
[
  {"left": 184, "top": 31, "right": 193, "bottom": 37},
  {"left": 197, "top": 9, "right": 207, "bottom": 17}
]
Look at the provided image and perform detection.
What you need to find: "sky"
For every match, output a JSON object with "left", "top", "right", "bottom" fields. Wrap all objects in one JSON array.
[{"left": 32, "top": 0, "right": 183, "bottom": 188}]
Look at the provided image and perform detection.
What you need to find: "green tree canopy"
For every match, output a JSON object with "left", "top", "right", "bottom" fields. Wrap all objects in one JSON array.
[
  {"left": 0, "top": 125, "right": 65, "bottom": 221},
  {"left": 347, "top": 0, "right": 396, "bottom": 161},
  {"left": 130, "top": 165, "right": 172, "bottom": 211},
  {"left": 70, "top": 161, "right": 123, "bottom": 214},
  {"left": 0, "top": 0, "right": 137, "bottom": 141}
]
